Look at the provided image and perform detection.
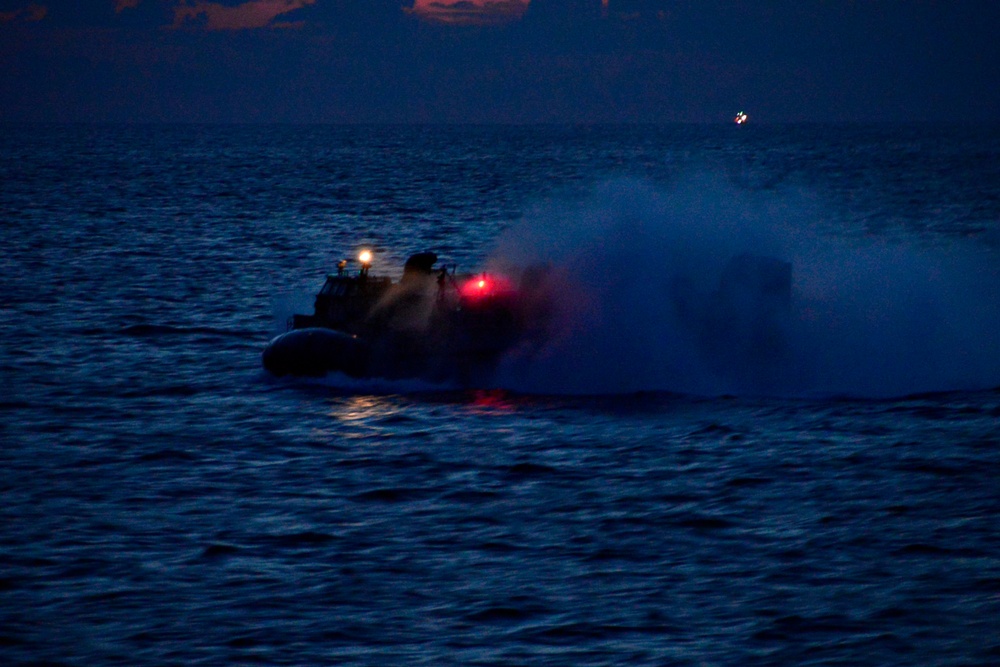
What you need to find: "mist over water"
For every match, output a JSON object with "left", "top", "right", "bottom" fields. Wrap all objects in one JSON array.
[{"left": 489, "top": 175, "right": 1000, "bottom": 398}]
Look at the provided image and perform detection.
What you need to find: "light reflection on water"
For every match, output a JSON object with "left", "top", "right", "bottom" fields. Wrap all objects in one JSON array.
[{"left": 331, "top": 395, "right": 404, "bottom": 423}]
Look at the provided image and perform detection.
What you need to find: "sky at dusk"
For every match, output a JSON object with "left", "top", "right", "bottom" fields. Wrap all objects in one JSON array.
[{"left": 1, "top": 0, "right": 998, "bottom": 123}]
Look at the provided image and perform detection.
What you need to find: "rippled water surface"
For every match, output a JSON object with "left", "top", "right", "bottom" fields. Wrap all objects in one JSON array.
[{"left": 2, "top": 124, "right": 999, "bottom": 665}]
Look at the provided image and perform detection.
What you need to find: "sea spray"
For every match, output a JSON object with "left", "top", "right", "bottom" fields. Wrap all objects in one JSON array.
[{"left": 488, "top": 174, "right": 1000, "bottom": 398}]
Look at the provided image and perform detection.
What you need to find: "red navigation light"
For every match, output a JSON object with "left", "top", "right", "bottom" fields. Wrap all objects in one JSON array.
[{"left": 459, "top": 273, "right": 512, "bottom": 300}]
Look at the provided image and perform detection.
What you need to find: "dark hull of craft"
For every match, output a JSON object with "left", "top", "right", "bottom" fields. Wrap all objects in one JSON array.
[
  {"left": 262, "top": 328, "right": 370, "bottom": 378},
  {"left": 262, "top": 325, "right": 509, "bottom": 383}
]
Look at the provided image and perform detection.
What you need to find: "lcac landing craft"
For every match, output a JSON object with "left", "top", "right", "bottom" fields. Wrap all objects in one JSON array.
[
  {"left": 263, "top": 251, "right": 551, "bottom": 384},
  {"left": 263, "top": 248, "right": 795, "bottom": 387}
]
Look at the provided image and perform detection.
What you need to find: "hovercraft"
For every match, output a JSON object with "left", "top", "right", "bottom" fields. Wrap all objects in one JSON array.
[
  {"left": 264, "top": 248, "right": 795, "bottom": 388},
  {"left": 263, "top": 250, "right": 543, "bottom": 383}
]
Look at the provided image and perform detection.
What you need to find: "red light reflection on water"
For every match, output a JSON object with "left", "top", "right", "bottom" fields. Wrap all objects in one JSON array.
[{"left": 469, "top": 389, "right": 516, "bottom": 412}]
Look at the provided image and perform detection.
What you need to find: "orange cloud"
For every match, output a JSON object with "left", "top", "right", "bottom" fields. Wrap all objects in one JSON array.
[
  {"left": 172, "top": 0, "right": 315, "bottom": 31},
  {"left": 0, "top": 3, "right": 47, "bottom": 23},
  {"left": 408, "top": 0, "right": 529, "bottom": 26},
  {"left": 115, "top": 0, "right": 141, "bottom": 13}
]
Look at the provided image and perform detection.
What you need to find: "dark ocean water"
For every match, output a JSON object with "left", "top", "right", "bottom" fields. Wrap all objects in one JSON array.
[{"left": 2, "top": 124, "right": 1000, "bottom": 665}]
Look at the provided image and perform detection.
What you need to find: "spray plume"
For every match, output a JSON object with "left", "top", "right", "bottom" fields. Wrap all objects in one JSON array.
[{"left": 487, "top": 175, "right": 1000, "bottom": 398}]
